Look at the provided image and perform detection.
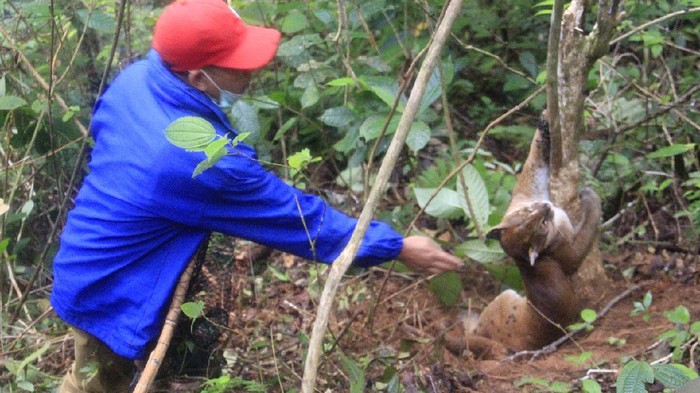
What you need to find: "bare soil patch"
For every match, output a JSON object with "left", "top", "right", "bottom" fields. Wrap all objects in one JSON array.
[{"left": 160, "top": 240, "right": 699, "bottom": 392}]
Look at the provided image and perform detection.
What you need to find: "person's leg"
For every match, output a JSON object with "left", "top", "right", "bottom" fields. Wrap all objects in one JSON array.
[{"left": 59, "top": 328, "right": 135, "bottom": 393}]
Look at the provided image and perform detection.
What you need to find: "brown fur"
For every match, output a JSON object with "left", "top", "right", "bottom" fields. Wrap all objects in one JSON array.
[{"left": 445, "top": 117, "right": 602, "bottom": 358}]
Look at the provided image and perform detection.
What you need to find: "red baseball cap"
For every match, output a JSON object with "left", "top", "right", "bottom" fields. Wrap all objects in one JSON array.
[{"left": 152, "top": 0, "right": 281, "bottom": 71}]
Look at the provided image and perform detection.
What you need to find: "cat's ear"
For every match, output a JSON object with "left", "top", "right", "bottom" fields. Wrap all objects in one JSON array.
[
  {"left": 487, "top": 211, "right": 524, "bottom": 240},
  {"left": 486, "top": 226, "right": 504, "bottom": 240}
]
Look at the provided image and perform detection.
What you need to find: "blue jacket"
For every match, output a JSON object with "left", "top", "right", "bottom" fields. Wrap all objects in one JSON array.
[{"left": 50, "top": 50, "right": 403, "bottom": 360}]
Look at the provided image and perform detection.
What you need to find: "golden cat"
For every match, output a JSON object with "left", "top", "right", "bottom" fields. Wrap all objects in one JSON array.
[{"left": 445, "top": 116, "right": 602, "bottom": 358}]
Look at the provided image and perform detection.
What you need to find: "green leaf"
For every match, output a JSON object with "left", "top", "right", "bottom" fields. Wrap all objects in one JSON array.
[
  {"left": 533, "top": 0, "right": 554, "bottom": 6},
  {"left": 333, "top": 127, "right": 360, "bottom": 154},
  {"left": 405, "top": 121, "right": 431, "bottom": 154},
  {"left": 455, "top": 239, "right": 504, "bottom": 263},
  {"left": 192, "top": 159, "right": 215, "bottom": 178},
  {"left": 582, "top": 379, "right": 602, "bottom": 393},
  {"left": 428, "top": 271, "right": 463, "bottom": 306},
  {"left": 17, "top": 380, "right": 34, "bottom": 392},
  {"left": 413, "top": 187, "right": 464, "bottom": 219},
  {"left": 232, "top": 132, "right": 251, "bottom": 145},
  {"left": 647, "top": 143, "right": 695, "bottom": 159},
  {"left": 16, "top": 342, "right": 50, "bottom": 376},
  {"left": 359, "top": 115, "right": 398, "bottom": 141},
  {"left": 653, "top": 364, "right": 697, "bottom": 389},
  {"left": 665, "top": 305, "right": 690, "bottom": 325},
  {"left": 280, "top": 9, "right": 308, "bottom": 34},
  {"left": 503, "top": 74, "right": 531, "bottom": 92},
  {"left": 275, "top": 34, "right": 321, "bottom": 67},
  {"left": 273, "top": 118, "right": 298, "bottom": 141},
  {"left": 339, "top": 355, "right": 366, "bottom": 393},
  {"left": 457, "top": 165, "right": 490, "bottom": 228},
  {"left": 62, "top": 105, "right": 80, "bottom": 122},
  {"left": 326, "top": 77, "right": 356, "bottom": 87},
  {"left": 385, "top": 373, "right": 402, "bottom": 393},
  {"left": 301, "top": 85, "right": 320, "bottom": 108},
  {"left": 204, "top": 137, "right": 229, "bottom": 162},
  {"left": 364, "top": 77, "right": 405, "bottom": 112},
  {"left": 549, "top": 381, "right": 572, "bottom": 392},
  {"left": 165, "top": 116, "right": 216, "bottom": 151},
  {"left": 181, "top": 300, "right": 205, "bottom": 319},
  {"left": 76, "top": 9, "right": 116, "bottom": 33},
  {"left": 249, "top": 95, "right": 279, "bottom": 110},
  {"left": 643, "top": 291, "right": 653, "bottom": 308},
  {"left": 417, "top": 68, "right": 442, "bottom": 115},
  {"left": 0, "top": 95, "right": 27, "bottom": 111},
  {"left": 0, "top": 238, "right": 9, "bottom": 254},
  {"left": 581, "top": 309, "right": 598, "bottom": 323},
  {"left": 514, "top": 376, "right": 549, "bottom": 387},
  {"left": 231, "top": 100, "right": 260, "bottom": 138},
  {"left": 659, "top": 328, "right": 679, "bottom": 341},
  {"left": 690, "top": 321, "right": 700, "bottom": 336},
  {"left": 616, "top": 360, "right": 654, "bottom": 393},
  {"left": 288, "top": 148, "right": 319, "bottom": 171},
  {"left": 519, "top": 51, "right": 538, "bottom": 78},
  {"left": 564, "top": 351, "right": 592, "bottom": 365},
  {"left": 536, "top": 70, "right": 547, "bottom": 84},
  {"left": 319, "top": 106, "right": 357, "bottom": 128}
]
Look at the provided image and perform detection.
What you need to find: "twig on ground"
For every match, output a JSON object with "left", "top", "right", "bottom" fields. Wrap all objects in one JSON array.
[{"left": 505, "top": 284, "right": 641, "bottom": 361}]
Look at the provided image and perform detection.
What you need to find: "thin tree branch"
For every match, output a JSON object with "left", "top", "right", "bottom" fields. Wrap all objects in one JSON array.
[
  {"left": 300, "top": 0, "right": 463, "bottom": 390},
  {"left": 611, "top": 7, "right": 700, "bottom": 45}
]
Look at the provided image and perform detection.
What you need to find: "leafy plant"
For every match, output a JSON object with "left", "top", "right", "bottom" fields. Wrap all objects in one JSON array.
[
  {"left": 616, "top": 360, "right": 697, "bottom": 393},
  {"left": 339, "top": 354, "right": 367, "bottom": 393},
  {"left": 569, "top": 308, "right": 598, "bottom": 333},
  {"left": 181, "top": 300, "right": 206, "bottom": 330},
  {"left": 658, "top": 305, "right": 700, "bottom": 362},
  {"left": 581, "top": 378, "right": 603, "bottom": 393},
  {"left": 165, "top": 116, "right": 252, "bottom": 177},
  {"left": 565, "top": 351, "right": 594, "bottom": 367},
  {"left": 630, "top": 291, "right": 653, "bottom": 322},
  {"left": 514, "top": 375, "right": 572, "bottom": 392},
  {"left": 616, "top": 304, "right": 700, "bottom": 392},
  {"left": 428, "top": 271, "right": 463, "bottom": 306},
  {"left": 200, "top": 375, "right": 268, "bottom": 393}
]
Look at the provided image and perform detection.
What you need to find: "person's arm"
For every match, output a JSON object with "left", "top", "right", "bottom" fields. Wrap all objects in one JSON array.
[{"left": 397, "top": 236, "right": 463, "bottom": 275}]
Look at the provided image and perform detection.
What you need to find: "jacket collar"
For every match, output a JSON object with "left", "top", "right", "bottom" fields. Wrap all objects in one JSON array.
[{"left": 146, "top": 49, "right": 236, "bottom": 134}]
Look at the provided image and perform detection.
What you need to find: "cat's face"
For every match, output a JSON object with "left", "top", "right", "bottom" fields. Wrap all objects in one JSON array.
[{"left": 487, "top": 201, "right": 554, "bottom": 264}]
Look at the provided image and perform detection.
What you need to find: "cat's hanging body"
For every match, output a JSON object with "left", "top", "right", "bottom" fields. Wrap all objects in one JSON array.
[{"left": 445, "top": 116, "right": 602, "bottom": 358}]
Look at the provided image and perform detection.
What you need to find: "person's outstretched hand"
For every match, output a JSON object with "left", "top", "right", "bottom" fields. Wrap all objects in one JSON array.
[{"left": 397, "top": 236, "right": 463, "bottom": 275}]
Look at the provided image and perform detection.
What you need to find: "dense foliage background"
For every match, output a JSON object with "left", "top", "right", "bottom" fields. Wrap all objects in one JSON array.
[{"left": 0, "top": 0, "right": 698, "bottom": 391}]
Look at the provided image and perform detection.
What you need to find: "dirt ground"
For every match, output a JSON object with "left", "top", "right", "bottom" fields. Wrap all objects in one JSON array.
[{"left": 156, "top": 238, "right": 699, "bottom": 393}]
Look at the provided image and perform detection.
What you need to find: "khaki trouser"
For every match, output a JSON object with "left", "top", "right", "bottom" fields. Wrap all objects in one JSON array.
[{"left": 59, "top": 328, "right": 136, "bottom": 393}]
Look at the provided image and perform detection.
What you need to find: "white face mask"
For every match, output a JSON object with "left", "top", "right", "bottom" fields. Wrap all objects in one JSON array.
[{"left": 200, "top": 70, "right": 242, "bottom": 110}]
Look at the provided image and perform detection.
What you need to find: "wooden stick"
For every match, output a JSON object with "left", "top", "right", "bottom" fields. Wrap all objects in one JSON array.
[
  {"left": 300, "top": 0, "right": 463, "bottom": 391},
  {"left": 132, "top": 259, "right": 196, "bottom": 393}
]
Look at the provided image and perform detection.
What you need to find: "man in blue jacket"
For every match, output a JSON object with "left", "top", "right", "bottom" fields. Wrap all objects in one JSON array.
[{"left": 52, "top": 0, "right": 462, "bottom": 391}]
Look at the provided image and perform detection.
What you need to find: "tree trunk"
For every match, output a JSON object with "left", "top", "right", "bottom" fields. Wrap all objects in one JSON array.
[{"left": 548, "top": 0, "right": 622, "bottom": 306}]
